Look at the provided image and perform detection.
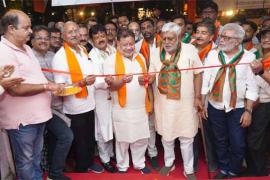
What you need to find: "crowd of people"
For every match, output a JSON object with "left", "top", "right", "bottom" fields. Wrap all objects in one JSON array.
[{"left": 0, "top": 1, "right": 270, "bottom": 180}]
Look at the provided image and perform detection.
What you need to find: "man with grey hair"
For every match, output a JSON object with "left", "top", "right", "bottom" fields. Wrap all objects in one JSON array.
[
  {"left": 201, "top": 23, "right": 258, "bottom": 179},
  {"left": 149, "top": 22, "right": 203, "bottom": 179},
  {"left": 52, "top": 21, "right": 104, "bottom": 173}
]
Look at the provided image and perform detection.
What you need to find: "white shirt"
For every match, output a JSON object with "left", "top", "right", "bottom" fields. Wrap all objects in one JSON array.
[
  {"left": 0, "top": 85, "right": 4, "bottom": 95},
  {"left": 135, "top": 38, "right": 159, "bottom": 61},
  {"left": 52, "top": 46, "right": 97, "bottom": 115},
  {"left": 202, "top": 49, "right": 258, "bottom": 112},
  {"left": 255, "top": 73, "right": 270, "bottom": 103}
]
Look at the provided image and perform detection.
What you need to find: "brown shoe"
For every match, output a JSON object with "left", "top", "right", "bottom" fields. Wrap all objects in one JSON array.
[{"left": 184, "top": 172, "right": 197, "bottom": 180}]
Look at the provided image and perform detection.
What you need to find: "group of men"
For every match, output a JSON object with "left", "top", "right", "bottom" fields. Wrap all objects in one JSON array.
[{"left": 1, "top": 1, "right": 270, "bottom": 180}]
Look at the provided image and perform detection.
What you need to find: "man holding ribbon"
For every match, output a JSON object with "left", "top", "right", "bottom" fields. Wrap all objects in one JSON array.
[
  {"left": 201, "top": 23, "right": 258, "bottom": 179},
  {"left": 0, "top": 10, "right": 64, "bottom": 180},
  {"left": 52, "top": 21, "right": 104, "bottom": 173},
  {"left": 103, "top": 29, "right": 152, "bottom": 174},
  {"left": 149, "top": 22, "right": 203, "bottom": 179}
]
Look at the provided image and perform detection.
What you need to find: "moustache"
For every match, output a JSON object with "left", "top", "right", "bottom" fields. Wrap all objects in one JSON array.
[{"left": 98, "top": 41, "right": 105, "bottom": 45}]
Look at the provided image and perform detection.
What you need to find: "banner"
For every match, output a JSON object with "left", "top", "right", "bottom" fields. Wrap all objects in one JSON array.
[{"left": 52, "top": 0, "right": 145, "bottom": 6}]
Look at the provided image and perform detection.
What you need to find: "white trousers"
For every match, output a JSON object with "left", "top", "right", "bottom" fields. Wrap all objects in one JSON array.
[
  {"left": 97, "top": 140, "right": 114, "bottom": 163},
  {"left": 162, "top": 137, "right": 194, "bottom": 174},
  {"left": 148, "top": 114, "right": 158, "bottom": 158},
  {"left": 115, "top": 138, "right": 148, "bottom": 171}
]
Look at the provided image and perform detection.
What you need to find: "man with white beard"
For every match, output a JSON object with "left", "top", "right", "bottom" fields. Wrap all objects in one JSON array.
[
  {"left": 149, "top": 22, "right": 203, "bottom": 179},
  {"left": 201, "top": 23, "right": 258, "bottom": 179}
]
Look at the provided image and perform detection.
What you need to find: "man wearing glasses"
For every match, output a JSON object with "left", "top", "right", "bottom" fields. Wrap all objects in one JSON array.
[
  {"left": 49, "top": 28, "right": 62, "bottom": 53},
  {"left": 31, "top": 25, "right": 73, "bottom": 180},
  {"left": 201, "top": 23, "right": 258, "bottom": 179}
]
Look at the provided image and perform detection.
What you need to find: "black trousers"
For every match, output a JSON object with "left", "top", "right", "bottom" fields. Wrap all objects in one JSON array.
[
  {"left": 66, "top": 110, "right": 95, "bottom": 172},
  {"left": 246, "top": 102, "right": 270, "bottom": 176}
]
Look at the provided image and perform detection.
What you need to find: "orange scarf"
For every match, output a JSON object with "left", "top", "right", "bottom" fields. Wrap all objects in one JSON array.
[
  {"left": 140, "top": 34, "right": 162, "bottom": 69},
  {"left": 198, "top": 42, "right": 213, "bottom": 61},
  {"left": 244, "top": 41, "right": 254, "bottom": 51},
  {"left": 115, "top": 51, "right": 151, "bottom": 113},
  {"left": 64, "top": 43, "right": 88, "bottom": 98}
]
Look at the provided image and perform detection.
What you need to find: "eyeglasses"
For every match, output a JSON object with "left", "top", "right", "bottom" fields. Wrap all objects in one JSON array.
[
  {"left": 220, "top": 35, "right": 239, "bottom": 41},
  {"left": 50, "top": 36, "right": 61, "bottom": 40}
]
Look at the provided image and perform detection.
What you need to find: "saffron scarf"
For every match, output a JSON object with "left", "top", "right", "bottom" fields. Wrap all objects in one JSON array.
[
  {"left": 209, "top": 48, "right": 244, "bottom": 108},
  {"left": 192, "top": 41, "right": 213, "bottom": 62},
  {"left": 64, "top": 43, "right": 88, "bottom": 98},
  {"left": 245, "top": 41, "right": 260, "bottom": 59},
  {"left": 158, "top": 43, "right": 182, "bottom": 99},
  {"left": 244, "top": 41, "right": 253, "bottom": 51},
  {"left": 140, "top": 34, "right": 162, "bottom": 69},
  {"left": 115, "top": 51, "right": 151, "bottom": 113}
]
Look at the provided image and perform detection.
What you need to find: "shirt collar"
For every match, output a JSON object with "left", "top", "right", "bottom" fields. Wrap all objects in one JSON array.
[{"left": 1, "top": 36, "right": 28, "bottom": 53}]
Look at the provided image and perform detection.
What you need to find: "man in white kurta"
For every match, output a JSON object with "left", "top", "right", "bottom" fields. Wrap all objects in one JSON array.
[
  {"left": 149, "top": 22, "right": 203, "bottom": 179},
  {"left": 103, "top": 29, "right": 151, "bottom": 174},
  {"left": 88, "top": 24, "right": 116, "bottom": 173}
]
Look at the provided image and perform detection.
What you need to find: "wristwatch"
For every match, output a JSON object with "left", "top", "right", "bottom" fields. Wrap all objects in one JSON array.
[{"left": 245, "top": 108, "right": 252, "bottom": 114}]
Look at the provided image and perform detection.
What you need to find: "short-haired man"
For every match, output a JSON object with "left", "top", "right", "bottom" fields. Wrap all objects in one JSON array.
[
  {"left": 201, "top": 23, "right": 258, "bottom": 179},
  {"left": 172, "top": 15, "right": 191, "bottom": 43},
  {"left": 192, "top": 20, "right": 218, "bottom": 172},
  {"left": 52, "top": 21, "right": 103, "bottom": 173},
  {"left": 0, "top": 10, "right": 63, "bottom": 180},
  {"left": 49, "top": 28, "right": 62, "bottom": 53},
  {"left": 88, "top": 24, "right": 117, "bottom": 173},
  {"left": 103, "top": 29, "right": 151, "bottom": 174},
  {"left": 118, "top": 15, "right": 129, "bottom": 29},
  {"left": 78, "top": 24, "right": 92, "bottom": 53},
  {"left": 136, "top": 17, "right": 161, "bottom": 171},
  {"left": 156, "top": 18, "right": 166, "bottom": 35},
  {"left": 128, "top": 21, "right": 142, "bottom": 43},
  {"left": 149, "top": 22, "right": 203, "bottom": 179},
  {"left": 31, "top": 25, "right": 73, "bottom": 180},
  {"left": 200, "top": 1, "right": 221, "bottom": 43},
  {"left": 105, "top": 21, "right": 118, "bottom": 48},
  {"left": 242, "top": 20, "right": 260, "bottom": 58}
]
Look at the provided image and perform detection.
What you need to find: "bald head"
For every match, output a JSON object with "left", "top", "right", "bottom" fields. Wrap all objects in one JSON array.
[
  {"left": 1, "top": 9, "right": 30, "bottom": 33},
  {"left": 63, "top": 21, "right": 80, "bottom": 48},
  {"left": 1, "top": 9, "right": 32, "bottom": 47}
]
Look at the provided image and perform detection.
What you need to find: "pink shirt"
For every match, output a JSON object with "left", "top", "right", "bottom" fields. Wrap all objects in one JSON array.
[{"left": 0, "top": 37, "right": 52, "bottom": 129}]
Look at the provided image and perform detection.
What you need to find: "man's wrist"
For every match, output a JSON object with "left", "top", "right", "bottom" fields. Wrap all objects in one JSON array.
[
  {"left": 245, "top": 108, "right": 252, "bottom": 114},
  {"left": 43, "top": 84, "right": 49, "bottom": 91}
]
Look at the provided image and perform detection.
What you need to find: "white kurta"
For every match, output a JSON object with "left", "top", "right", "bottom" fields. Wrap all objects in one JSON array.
[
  {"left": 103, "top": 53, "right": 150, "bottom": 143},
  {"left": 149, "top": 43, "right": 203, "bottom": 141},
  {"left": 89, "top": 45, "right": 115, "bottom": 142}
]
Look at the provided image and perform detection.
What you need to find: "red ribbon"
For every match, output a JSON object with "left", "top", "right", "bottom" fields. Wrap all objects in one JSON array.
[{"left": 42, "top": 62, "right": 252, "bottom": 77}]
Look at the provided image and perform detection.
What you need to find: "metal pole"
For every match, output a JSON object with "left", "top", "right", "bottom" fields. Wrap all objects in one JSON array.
[
  {"left": 111, "top": 2, "right": 115, "bottom": 16},
  {"left": 199, "top": 117, "right": 211, "bottom": 179},
  {"left": 2, "top": 0, "right": 6, "bottom": 8}
]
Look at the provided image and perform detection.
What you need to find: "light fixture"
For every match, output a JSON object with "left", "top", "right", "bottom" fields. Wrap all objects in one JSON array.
[
  {"left": 79, "top": 11, "right": 84, "bottom": 16},
  {"left": 225, "top": 10, "right": 234, "bottom": 17},
  {"left": 91, "top": 11, "right": 95, "bottom": 16}
]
